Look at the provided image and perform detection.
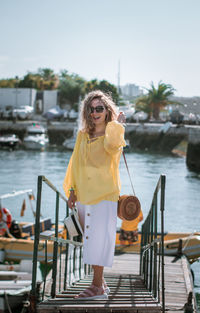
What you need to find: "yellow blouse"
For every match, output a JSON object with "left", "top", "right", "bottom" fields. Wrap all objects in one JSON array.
[{"left": 63, "top": 120, "right": 126, "bottom": 205}]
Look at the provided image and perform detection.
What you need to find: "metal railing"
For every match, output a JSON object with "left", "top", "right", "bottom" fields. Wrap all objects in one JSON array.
[
  {"left": 140, "top": 174, "right": 166, "bottom": 313},
  {"left": 30, "top": 175, "right": 90, "bottom": 312}
]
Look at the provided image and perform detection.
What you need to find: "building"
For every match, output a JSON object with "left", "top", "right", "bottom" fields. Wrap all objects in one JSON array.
[
  {"left": 0, "top": 88, "right": 37, "bottom": 110},
  {"left": 0, "top": 88, "right": 58, "bottom": 114},
  {"left": 121, "top": 83, "right": 143, "bottom": 98},
  {"left": 43, "top": 90, "right": 58, "bottom": 112}
]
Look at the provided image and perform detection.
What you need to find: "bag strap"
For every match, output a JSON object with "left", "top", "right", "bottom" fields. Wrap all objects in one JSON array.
[{"left": 122, "top": 151, "right": 136, "bottom": 196}]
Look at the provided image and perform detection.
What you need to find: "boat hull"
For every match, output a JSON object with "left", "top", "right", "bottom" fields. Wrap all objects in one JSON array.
[
  {"left": 0, "top": 237, "right": 56, "bottom": 263},
  {"left": 0, "top": 293, "right": 29, "bottom": 313},
  {"left": 23, "top": 140, "right": 48, "bottom": 150},
  {"left": 115, "top": 231, "right": 200, "bottom": 262}
]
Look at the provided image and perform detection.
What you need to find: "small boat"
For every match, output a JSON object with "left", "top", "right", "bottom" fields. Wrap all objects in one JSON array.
[
  {"left": 171, "top": 139, "right": 188, "bottom": 157},
  {"left": 0, "top": 260, "right": 36, "bottom": 313},
  {"left": 63, "top": 137, "right": 76, "bottom": 150},
  {"left": 115, "top": 230, "right": 200, "bottom": 263},
  {"left": 164, "top": 234, "right": 200, "bottom": 262},
  {"left": 63, "top": 124, "right": 78, "bottom": 150},
  {"left": 0, "top": 134, "right": 20, "bottom": 150},
  {"left": 0, "top": 219, "right": 65, "bottom": 263},
  {"left": 0, "top": 189, "right": 66, "bottom": 263},
  {"left": 23, "top": 122, "right": 49, "bottom": 150}
]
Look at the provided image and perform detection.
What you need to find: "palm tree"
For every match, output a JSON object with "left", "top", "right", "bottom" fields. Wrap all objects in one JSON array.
[{"left": 136, "top": 81, "right": 177, "bottom": 120}]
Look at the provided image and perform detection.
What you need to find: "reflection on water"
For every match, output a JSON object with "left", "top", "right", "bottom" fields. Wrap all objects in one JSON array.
[{"left": 0, "top": 149, "right": 200, "bottom": 308}]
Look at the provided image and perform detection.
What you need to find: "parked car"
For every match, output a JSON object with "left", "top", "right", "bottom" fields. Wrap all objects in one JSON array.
[
  {"left": 68, "top": 109, "right": 78, "bottom": 120},
  {"left": 0, "top": 108, "right": 3, "bottom": 119},
  {"left": 2, "top": 106, "right": 14, "bottom": 120},
  {"left": 170, "top": 110, "right": 184, "bottom": 124},
  {"left": 42, "top": 106, "right": 68, "bottom": 121},
  {"left": 118, "top": 105, "right": 135, "bottom": 122},
  {"left": 183, "top": 112, "right": 200, "bottom": 125},
  {"left": 12, "top": 106, "right": 34, "bottom": 120},
  {"left": 132, "top": 111, "right": 148, "bottom": 122}
]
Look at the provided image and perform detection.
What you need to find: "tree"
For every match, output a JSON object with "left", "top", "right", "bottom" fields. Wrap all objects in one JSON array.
[
  {"left": 18, "top": 68, "right": 59, "bottom": 90},
  {"left": 135, "top": 94, "right": 152, "bottom": 119},
  {"left": 0, "top": 78, "right": 17, "bottom": 88},
  {"left": 58, "top": 71, "right": 85, "bottom": 108},
  {"left": 84, "top": 79, "right": 119, "bottom": 104},
  {"left": 135, "top": 81, "right": 177, "bottom": 120}
]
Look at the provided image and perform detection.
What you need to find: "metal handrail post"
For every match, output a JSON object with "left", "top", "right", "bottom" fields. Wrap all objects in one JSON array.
[
  {"left": 64, "top": 202, "right": 69, "bottom": 289},
  {"left": 153, "top": 196, "right": 158, "bottom": 298},
  {"left": 139, "top": 224, "right": 144, "bottom": 276},
  {"left": 146, "top": 217, "right": 150, "bottom": 289},
  {"left": 31, "top": 175, "right": 43, "bottom": 295},
  {"left": 160, "top": 175, "right": 166, "bottom": 313},
  {"left": 149, "top": 207, "right": 154, "bottom": 292},
  {"left": 51, "top": 191, "right": 60, "bottom": 298}
]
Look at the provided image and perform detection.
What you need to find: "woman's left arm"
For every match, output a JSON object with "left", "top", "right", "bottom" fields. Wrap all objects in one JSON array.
[{"left": 104, "top": 113, "right": 126, "bottom": 155}]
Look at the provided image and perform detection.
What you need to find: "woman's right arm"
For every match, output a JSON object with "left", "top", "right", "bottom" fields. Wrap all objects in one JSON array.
[
  {"left": 68, "top": 189, "right": 77, "bottom": 209},
  {"left": 63, "top": 131, "right": 81, "bottom": 208},
  {"left": 104, "top": 120, "right": 126, "bottom": 155}
]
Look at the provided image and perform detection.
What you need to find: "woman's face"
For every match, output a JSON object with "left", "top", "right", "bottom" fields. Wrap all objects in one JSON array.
[{"left": 90, "top": 98, "right": 107, "bottom": 127}]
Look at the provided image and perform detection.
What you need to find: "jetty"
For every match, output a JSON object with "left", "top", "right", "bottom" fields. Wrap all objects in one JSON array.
[
  {"left": 35, "top": 254, "right": 195, "bottom": 313},
  {"left": 29, "top": 175, "right": 197, "bottom": 313}
]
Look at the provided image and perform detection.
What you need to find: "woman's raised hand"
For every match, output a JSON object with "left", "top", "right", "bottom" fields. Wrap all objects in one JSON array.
[
  {"left": 117, "top": 111, "right": 126, "bottom": 124},
  {"left": 68, "top": 190, "right": 77, "bottom": 209}
]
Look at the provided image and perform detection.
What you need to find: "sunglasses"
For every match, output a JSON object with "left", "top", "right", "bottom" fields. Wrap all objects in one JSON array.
[{"left": 90, "top": 105, "right": 105, "bottom": 113}]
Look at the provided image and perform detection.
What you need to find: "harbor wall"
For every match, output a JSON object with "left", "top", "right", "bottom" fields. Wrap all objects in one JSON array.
[
  {"left": 186, "top": 128, "right": 200, "bottom": 172},
  {"left": 125, "top": 123, "right": 200, "bottom": 172},
  {"left": 1, "top": 121, "right": 200, "bottom": 172},
  {"left": 0, "top": 121, "right": 74, "bottom": 143},
  {"left": 125, "top": 123, "right": 188, "bottom": 153}
]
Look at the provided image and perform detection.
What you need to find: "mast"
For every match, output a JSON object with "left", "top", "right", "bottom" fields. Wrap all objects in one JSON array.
[{"left": 117, "top": 60, "right": 121, "bottom": 94}]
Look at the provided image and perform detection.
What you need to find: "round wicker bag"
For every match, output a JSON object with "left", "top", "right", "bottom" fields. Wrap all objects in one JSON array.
[{"left": 117, "top": 195, "right": 141, "bottom": 221}]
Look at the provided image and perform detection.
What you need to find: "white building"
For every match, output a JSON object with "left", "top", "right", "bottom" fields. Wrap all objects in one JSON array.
[
  {"left": 121, "top": 84, "right": 143, "bottom": 98},
  {"left": 0, "top": 88, "right": 58, "bottom": 114},
  {"left": 43, "top": 90, "right": 58, "bottom": 112},
  {"left": 0, "top": 88, "right": 37, "bottom": 110}
]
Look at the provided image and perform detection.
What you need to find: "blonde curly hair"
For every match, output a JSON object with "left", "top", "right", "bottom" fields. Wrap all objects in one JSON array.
[{"left": 80, "top": 90, "right": 118, "bottom": 135}]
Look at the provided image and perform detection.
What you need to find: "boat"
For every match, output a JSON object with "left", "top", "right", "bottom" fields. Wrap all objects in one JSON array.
[
  {"left": 23, "top": 122, "right": 49, "bottom": 150},
  {"left": 63, "top": 124, "right": 78, "bottom": 150},
  {"left": 0, "top": 189, "right": 66, "bottom": 263},
  {"left": 171, "top": 139, "right": 188, "bottom": 157},
  {"left": 0, "top": 260, "right": 37, "bottom": 313},
  {"left": 0, "top": 134, "right": 20, "bottom": 150},
  {"left": 63, "top": 137, "right": 76, "bottom": 150},
  {"left": 164, "top": 234, "right": 200, "bottom": 262},
  {"left": 115, "top": 230, "right": 200, "bottom": 263}
]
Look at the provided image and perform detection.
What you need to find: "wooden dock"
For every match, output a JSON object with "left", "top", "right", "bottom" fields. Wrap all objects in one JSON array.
[{"left": 37, "top": 253, "right": 197, "bottom": 313}]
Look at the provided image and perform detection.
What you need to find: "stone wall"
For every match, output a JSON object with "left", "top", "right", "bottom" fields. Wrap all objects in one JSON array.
[
  {"left": 186, "top": 128, "right": 200, "bottom": 172},
  {"left": 125, "top": 124, "right": 188, "bottom": 153}
]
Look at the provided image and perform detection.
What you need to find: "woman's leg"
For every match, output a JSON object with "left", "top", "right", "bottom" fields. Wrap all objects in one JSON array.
[
  {"left": 74, "top": 265, "right": 107, "bottom": 299},
  {"left": 92, "top": 265, "right": 104, "bottom": 287}
]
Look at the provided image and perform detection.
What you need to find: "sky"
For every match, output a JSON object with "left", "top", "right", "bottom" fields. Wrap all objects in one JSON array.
[{"left": 0, "top": 0, "right": 200, "bottom": 97}]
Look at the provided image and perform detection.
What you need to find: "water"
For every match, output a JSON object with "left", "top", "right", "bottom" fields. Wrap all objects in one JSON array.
[{"left": 0, "top": 149, "right": 200, "bottom": 308}]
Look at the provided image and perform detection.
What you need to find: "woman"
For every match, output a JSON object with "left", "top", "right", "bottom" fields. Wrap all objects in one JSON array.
[{"left": 63, "top": 90, "right": 126, "bottom": 300}]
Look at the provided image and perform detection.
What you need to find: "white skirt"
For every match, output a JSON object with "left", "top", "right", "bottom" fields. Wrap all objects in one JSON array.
[{"left": 76, "top": 200, "right": 117, "bottom": 268}]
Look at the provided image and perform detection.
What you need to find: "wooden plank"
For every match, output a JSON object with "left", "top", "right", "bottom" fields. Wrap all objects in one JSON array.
[{"left": 38, "top": 273, "right": 161, "bottom": 312}]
